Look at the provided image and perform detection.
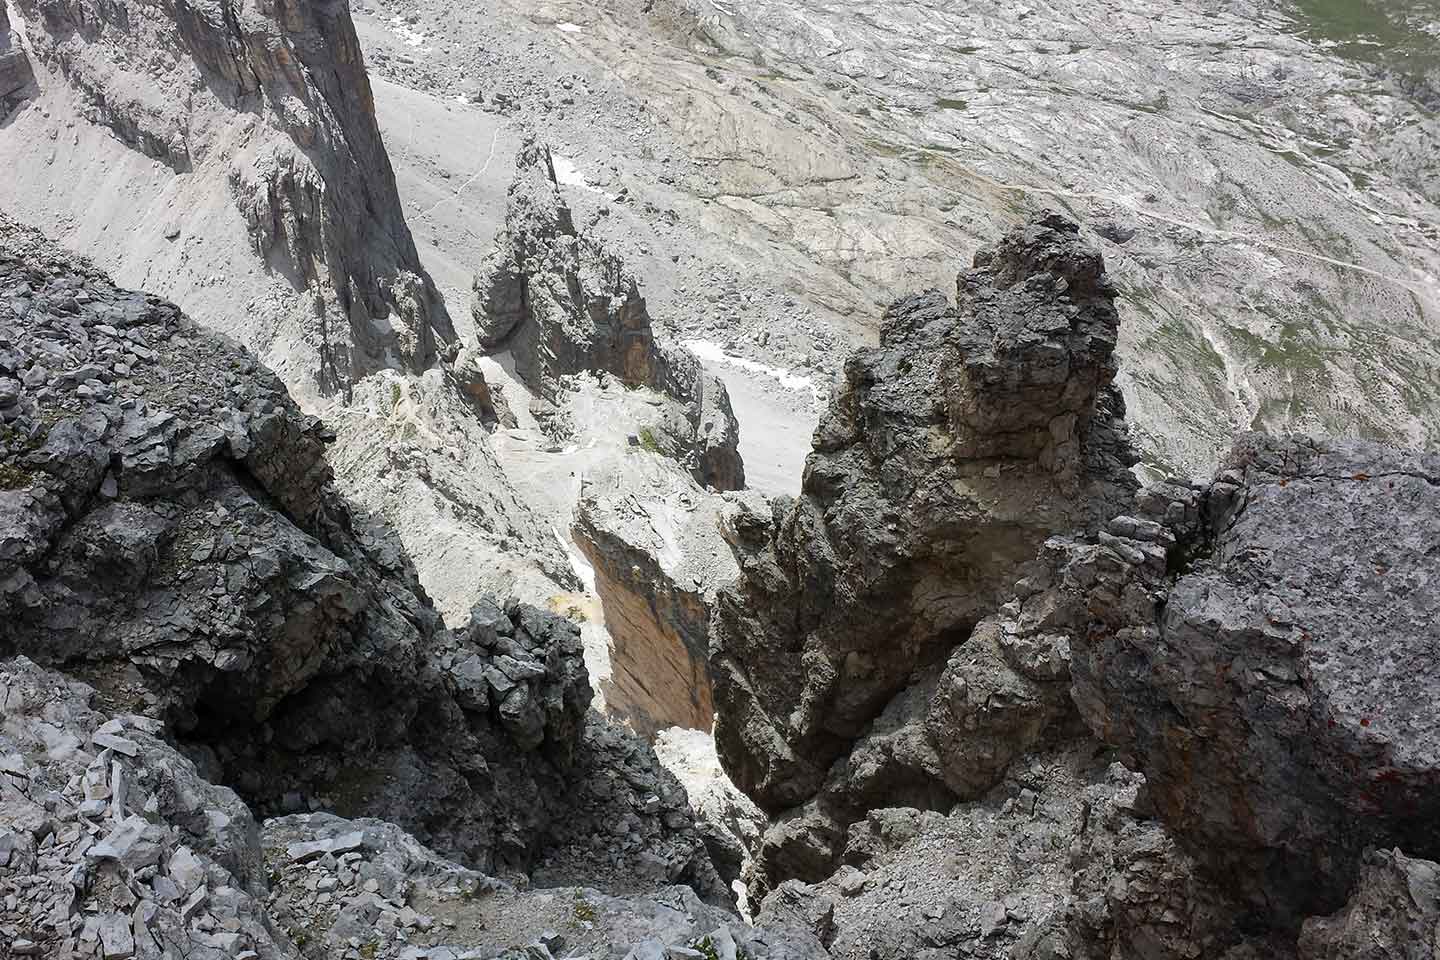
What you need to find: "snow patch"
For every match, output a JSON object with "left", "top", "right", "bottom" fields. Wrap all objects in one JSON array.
[
  {"left": 556, "top": 22, "right": 584, "bottom": 34},
  {"left": 683, "top": 338, "right": 818, "bottom": 397},
  {"left": 388, "top": 17, "right": 431, "bottom": 50},
  {"left": 558, "top": 528, "right": 598, "bottom": 595},
  {"left": 551, "top": 154, "right": 598, "bottom": 192}
]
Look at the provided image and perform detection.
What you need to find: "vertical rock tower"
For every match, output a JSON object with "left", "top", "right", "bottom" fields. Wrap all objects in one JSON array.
[{"left": 709, "top": 212, "right": 1138, "bottom": 811}]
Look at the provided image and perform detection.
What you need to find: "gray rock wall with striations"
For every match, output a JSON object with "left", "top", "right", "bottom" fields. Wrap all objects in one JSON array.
[{"left": 11, "top": 0, "right": 453, "bottom": 397}]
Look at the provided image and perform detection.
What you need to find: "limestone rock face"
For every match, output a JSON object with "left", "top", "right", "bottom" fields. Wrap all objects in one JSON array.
[
  {"left": 572, "top": 457, "right": 742, "bottom": 737},
  {"left": 1068, "top": 434, "right": 1440, "bottom": 927},
  {"left": 0, "top": 216, "right": 724, "bottom": 903},
  {"left": 1297, "top": 849, "right": 1440, "bottom": 960},
  {"left": 473, "top": 139, "right": 744, "bottom": 491},
  {"left": 12, "top": 0, "right": 452, "bottom": 397},
  {"left": 0, "top": 5, "right": 33, "bottom": 114},
  {"left": 709, "top": 212, "right": 1138, "bottom": 813}
]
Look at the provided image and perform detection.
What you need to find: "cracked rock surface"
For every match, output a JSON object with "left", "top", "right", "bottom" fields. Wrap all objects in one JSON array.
[
  {"left": 709, "top": 212, "right": 1138, "bottom": 814},
  {"left": 0, "top": 215, "right": 728, "bottom": 912}
]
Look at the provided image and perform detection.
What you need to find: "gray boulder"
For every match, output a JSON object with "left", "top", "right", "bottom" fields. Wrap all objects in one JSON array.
[{"left": 1068, "top": 433, "right": 1440, "bottom": 927}]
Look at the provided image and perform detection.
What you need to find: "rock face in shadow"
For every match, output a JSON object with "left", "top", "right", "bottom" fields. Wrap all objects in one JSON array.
[
  {"left": 0, "top": 5, "right": 33, "bottom": 114},
  {"left": 473, "top": 139, "right": 744, "bottom": 491},
  {"left": 11, "top": 0, "right": 453, "bottom": 397},
  {"left": 1297, "top": 848, "right": 1440, "bottom": 959},
  {"left": 709, "top": 212, "right": 1138, "bottom": 814},
  {"left": 0, "top": 215, "right": 725, "bottom": 904},
  {"left": 1067, "top": 433, "right": 1440, "bottom": 928}
]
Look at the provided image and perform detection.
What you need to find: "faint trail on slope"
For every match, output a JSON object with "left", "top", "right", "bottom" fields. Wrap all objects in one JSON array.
[{"left": 419, "top": 127, "right": 502, "bottom": 221}]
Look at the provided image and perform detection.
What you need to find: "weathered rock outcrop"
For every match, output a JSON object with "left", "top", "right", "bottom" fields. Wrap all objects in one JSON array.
[
  {"left": 473, "top": 140, "right": 744, "bottom": 491},
  {"left": 0, "top": 656, "right": 829, "bottom": 958},
  {"left": 710, "top": 212, "right": 1138, "bottom": 814},
  {"left": 573, "top": 457, "right": 741, "bottom": 738},
  {"left": 1067, "top": 433, "right": 1440, "bottom": 927},
  {"left": 11, "top": 0, "right": 453, "bottom": 398},
  {"left": 0, "top": 215, "right": 724, "bottom": 905}
]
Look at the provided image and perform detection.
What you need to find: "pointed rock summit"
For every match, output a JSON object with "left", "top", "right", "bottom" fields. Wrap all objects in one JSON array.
[
  {"left": 710, "top": 211, "right": 1138, "bottom": 812},
  {"left": 473, "top": 138, "right": 744, "bottom": 491}
]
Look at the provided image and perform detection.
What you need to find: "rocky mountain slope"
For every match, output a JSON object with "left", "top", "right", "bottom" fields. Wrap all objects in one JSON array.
[
  {"left": 0, "top": 214, "right": 838, "bottom": 958},
  {"left": 0, "top": 0, "right": 577, "bottom": 624},
  {"left": 705, "top": 213, "right": 1440, "bottom": 958},
  {"left": 345, "top": 0, "right": 1439, "bottom": 481},
  {"left": 3, "top": 0, "right": 1439, "bottom": 956}
]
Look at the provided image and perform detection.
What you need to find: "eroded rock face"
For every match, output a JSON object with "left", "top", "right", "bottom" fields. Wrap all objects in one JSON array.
[
  {"left": 0, "top": 656, "right": 825, "bottom": 958},
  {"left": 12, "top": 0, "right": 452, "bottom": 397},
  {"left": 473, "top": 139, "right": 744, "bottom": 491},
  {"left": 1297, "top": 848, "right": 1440, "bottom": 960},
  {"left": 573, "top": 457, "right": 742, "bottom": 737},
  {"left": 1068, "top": 434, "right": 1440, "bottom": 927},
  {"left": 709, "top": 212, "right": 1138, "bottom": 813},
  {"left": 0, "top": 216, "right": 724, "bottom": 904}
]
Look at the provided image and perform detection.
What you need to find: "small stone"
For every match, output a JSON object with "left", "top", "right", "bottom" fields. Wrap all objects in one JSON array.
[
  {"left": 91, "top": 733, "right": 139, "bottom": 757},
  {"left": 98, "top": 913, "right": 135, "bottom": 959}
]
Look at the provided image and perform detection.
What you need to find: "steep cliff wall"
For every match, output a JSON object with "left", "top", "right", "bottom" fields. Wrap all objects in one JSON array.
[
  {"left": 0, "top": 4, "right": 33, "bottom": 113},
  {"left": 572, "top": 458, "right": 739, "bottom": 738},
  {"left": 10, "top": 0, "right": 451, "bottom": 398}
]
